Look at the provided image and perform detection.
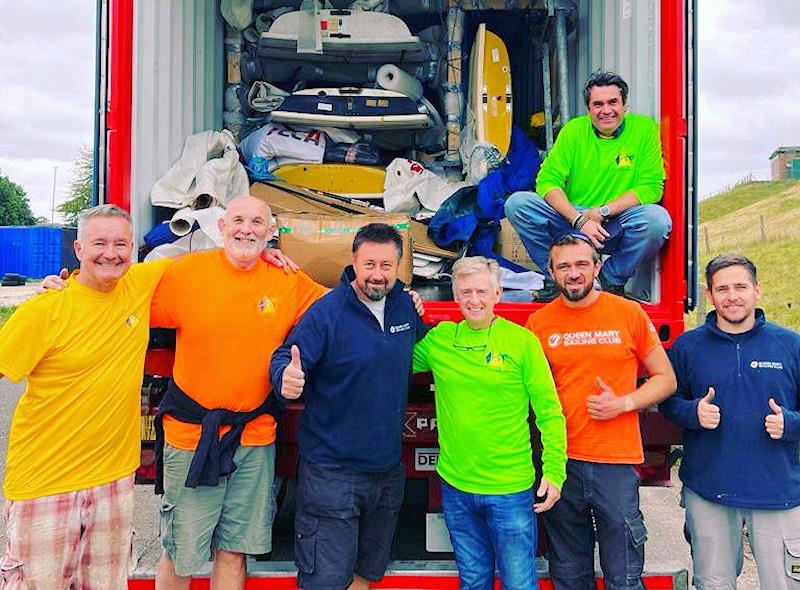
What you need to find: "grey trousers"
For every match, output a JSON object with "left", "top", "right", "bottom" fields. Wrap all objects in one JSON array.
[{"left": 683, "top": 486, "right": 800, "bottom": 590}]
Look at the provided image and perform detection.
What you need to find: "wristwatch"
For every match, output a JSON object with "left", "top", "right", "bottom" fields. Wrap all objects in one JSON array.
[{"left": 598, "top": 205, "right": 611, "bottom": 218}]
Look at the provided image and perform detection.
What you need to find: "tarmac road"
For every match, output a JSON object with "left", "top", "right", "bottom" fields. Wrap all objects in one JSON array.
[{"left": 0, "top": 377, "right": 759, "bottom": 587}]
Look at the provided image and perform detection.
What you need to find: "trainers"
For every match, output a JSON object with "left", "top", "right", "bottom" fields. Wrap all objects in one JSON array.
[
  {"left": 598, "top": 273, "right": 626, "bottom": 297},
  {"left": 532, "top": 281, "right": 559, "bottom": 302}
]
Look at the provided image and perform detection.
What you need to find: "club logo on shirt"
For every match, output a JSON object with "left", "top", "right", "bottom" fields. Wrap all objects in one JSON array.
[
  {"left": 390, "top": 323, "right": 411, "bottom": 334},
  {"left": 546, "top": 330, "right": 622, "bottom": 347},
  {"left": 258, "top": 297, "right": 276, "bottom": 314},
  {"left": 126, "top": 314, "right": 139, "bottom": 328},
  {"left": 749, "top": 360, "right": 784, "bottom": 370},
  {"left": 615, "top": 151, "right": 633, "bottom": 169},
  {"left": 485, "top": 350, "right": 508, "bottom": 370}
]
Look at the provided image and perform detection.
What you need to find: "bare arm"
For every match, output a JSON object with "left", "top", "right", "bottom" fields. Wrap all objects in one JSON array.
[
  {"left": 545, "top": 188, "right": 609, "bottom": 247},
  {"left": 628, "top": 346, "right": 678, "bottom": 410},
  {"left": 587, "top": 346, "right": 677, "bottom": 420},
  {"left": 583, "top": 191, "right": 641, "bottom": 223}
]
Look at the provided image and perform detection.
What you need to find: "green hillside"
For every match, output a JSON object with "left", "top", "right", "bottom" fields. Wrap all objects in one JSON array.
[{"left": 694, "top": 179, "right": 800, "bottom": 330}]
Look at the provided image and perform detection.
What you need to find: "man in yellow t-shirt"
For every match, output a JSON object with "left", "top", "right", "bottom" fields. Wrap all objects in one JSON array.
[
  {"left": 0, "top": 205, "right": 172, "bottom": 589},
  {"left": 525, "top": 233, "right": 676, "bottom": 590}
]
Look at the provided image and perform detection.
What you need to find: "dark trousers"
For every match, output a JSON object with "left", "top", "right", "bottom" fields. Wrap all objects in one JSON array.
[{"left": 541, "top": 460, "right": 647, "bottom": 590}]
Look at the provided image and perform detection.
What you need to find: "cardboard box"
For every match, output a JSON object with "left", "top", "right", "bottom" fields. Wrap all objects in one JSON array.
[
  {"left": 251, "top": 181, "right": 456, "bottom": 260},
  {"left": 496, "top": 219, "right": 539, "bottom": 271},
  {"left": 277, "top": 212, "right": 414, "bottom": 288}
]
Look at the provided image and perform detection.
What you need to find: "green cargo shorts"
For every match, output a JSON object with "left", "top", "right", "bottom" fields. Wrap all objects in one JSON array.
[{"left": 160, "top": 443, "right": 275, "bottom": 577}]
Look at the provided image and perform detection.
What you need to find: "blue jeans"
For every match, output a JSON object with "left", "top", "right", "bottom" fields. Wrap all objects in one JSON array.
[
  {"left": 441, "top": 479, "right": 538, "bottom": 590},
  {"left": 541, "top": 460, "right": 646, "bottom": 590},
  {"left": 504, "top": 192, "right": 672, "bottom": 285}
]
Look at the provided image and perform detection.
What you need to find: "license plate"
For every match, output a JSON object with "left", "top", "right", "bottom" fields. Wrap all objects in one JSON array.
[
  {"left": 425, "top": 513, "right": 453, "bottom": 552},
  {"left": 414, "top": 448, "right": 439, "bottom": 471}
]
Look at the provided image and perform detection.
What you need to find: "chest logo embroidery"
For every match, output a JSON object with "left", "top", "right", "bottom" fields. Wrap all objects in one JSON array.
[
  {"left": 749, "top": 360, "right": 784, "bottom": 370},
  {"left": 126, "top": 314, "right": 139, "bottom": 328},
  {"left": 258, "top": 297, "right": 276, "bottom": 314},
  {"left": 615, "top": 151, "right": 633, "bottom": 169},
  {"left": 485, "top": 351, "right": 508, "bottom": 369}
]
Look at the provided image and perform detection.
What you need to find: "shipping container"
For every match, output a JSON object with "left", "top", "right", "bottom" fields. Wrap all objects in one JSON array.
[
  {"left": 0, "top": 226, "right": 79, "bottom": 279},
  {"left": 96, "top": 0, "right": 696, "bottom": 586}
]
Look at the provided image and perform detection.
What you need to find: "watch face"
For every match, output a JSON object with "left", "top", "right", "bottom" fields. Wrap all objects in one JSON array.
[{"left": 600, "top": 206, "right": 611, "bottom": 217}]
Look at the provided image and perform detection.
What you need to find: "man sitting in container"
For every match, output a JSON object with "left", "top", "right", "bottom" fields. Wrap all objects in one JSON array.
[
  {"left": 413, "top": 256, "right": 567, "bottom": 590},
  {"left": 270, "top": 223, "right": 427, "bottom": 590},
  {"left": 0, "top": 205, "right": 172, "bottom": 588},
  {"left": 505, "top": 70, "right": 672, "bottom": 301}
]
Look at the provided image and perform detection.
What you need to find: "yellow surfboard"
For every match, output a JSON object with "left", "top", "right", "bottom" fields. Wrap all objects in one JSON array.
[
  {"left": 273, "top": 163, "right": 386, "bottom": 200},
  {"left": 469, "top": 24, "right": 513, "bottom": 157}
]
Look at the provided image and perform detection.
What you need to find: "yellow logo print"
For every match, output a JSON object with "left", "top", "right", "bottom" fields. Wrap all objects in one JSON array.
[
  {"left": 485, "top": 350, "right": 508, "bottom": 370},
  {"left": 258, "top": 297, "right": 276, "bottom": 314},
  {"left": 615, "top": 151, "right": 633, "bottom": 169}
]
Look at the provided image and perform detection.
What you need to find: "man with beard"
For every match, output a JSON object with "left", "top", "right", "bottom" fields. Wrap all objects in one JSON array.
[
  {"left": 660, "top": 254, "right": 800, "bottom": 590},
  {"left": 151, "top": 195, "right": 328, "bottom": 589},
  {"left": 270, "top": 223, "right": 427, "bottom": 590},
  {"left": 525, "top": 233, "right": 676, "bottom": 590}
]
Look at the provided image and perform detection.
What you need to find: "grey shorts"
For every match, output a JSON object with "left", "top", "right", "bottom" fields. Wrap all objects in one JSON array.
[{"left": 160, "top": 443, "right": 275, "bottom": 577}]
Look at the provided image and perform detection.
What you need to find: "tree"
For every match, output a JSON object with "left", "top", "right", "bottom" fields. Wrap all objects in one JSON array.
[
  {"left": 57, "top": 146, "right": 94, "bottom": 226},
  {"left": 0, "top": 173, "right": 35, "bottom": 226}
]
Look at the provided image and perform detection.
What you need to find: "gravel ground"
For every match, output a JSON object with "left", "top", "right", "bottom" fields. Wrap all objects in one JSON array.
[{"left": 0, "top": 285, "right": 38, "bottom": 307}]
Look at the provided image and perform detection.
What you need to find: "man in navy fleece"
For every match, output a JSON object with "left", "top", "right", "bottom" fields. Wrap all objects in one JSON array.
[
  {"left": 270, "top": 223, "right": 427, "bottom": 590},
  {"left": 660, "top": 253, "right": 800, "bottom": 590}
]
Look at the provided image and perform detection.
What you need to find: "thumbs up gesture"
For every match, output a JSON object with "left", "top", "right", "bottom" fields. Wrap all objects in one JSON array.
[
  {"left": 765, "top": 397, "right": 784, "bottom": 440},
  {"left": 697, "top": 387, "right": 720, "bottom": 430},
  {"left": 281, "top": 345, "right": 305, "bottom": 400},
  {"left": 587, "top": 377, "right": 633, "bottom": 420}
]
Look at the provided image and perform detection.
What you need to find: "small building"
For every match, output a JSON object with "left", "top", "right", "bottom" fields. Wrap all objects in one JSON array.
[{"left": 769, "top": 146, "right": 800, "bottom": 180}]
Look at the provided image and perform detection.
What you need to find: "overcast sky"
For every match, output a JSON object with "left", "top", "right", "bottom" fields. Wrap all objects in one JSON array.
[{"left": 1, "top": 1, "right": 799, "bottom": 221}]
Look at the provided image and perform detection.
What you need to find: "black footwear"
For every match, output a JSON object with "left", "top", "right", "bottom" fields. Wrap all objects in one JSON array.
[
  {"left": 532, "top": 282, "right": 559, "bottom": 302},
  {"left": 598, "top": 273, "right": 626, "bottom": 297}
]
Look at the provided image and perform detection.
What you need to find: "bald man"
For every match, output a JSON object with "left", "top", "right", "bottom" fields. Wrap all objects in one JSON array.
[{"left": 148, "top": 196, "right": 328, "bottom": 589}]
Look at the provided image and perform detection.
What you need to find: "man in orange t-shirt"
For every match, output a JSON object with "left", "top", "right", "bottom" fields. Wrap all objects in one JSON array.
[
  {"left": 151, "top": 195, "right": 327, "bottom": 588},
  {"left": 525, "top": 233, "right": 675, "bottom": 590}
]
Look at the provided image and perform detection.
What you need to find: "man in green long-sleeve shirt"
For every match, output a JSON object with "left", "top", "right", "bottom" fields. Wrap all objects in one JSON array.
[
  {"left": 505, "top": 70, "right": 672, "bottom": 301},
  {"left": 413, "top": 256, "right": 567, "bottom": 590}
]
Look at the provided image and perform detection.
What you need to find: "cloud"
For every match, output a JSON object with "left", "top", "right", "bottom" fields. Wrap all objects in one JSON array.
[
  {"left": 697, "top": 0, "right": 800, "bottom": 195},
  {"left": 1, "top": 0, "right": 799, "bottom": 214},
  {"left": 0, "top": 2, "right": 95, "bottom": 222}
]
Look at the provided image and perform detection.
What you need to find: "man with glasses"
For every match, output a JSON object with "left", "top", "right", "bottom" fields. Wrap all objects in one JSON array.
[
  {"left": 413, "top": 256, "right": 567, "bottom": 590},
  {"left": 505, "top": 70, "right": 671, "bottom": 300},
  {"left": 526, "top": 233, "right": 676, "bottom": 590}
]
